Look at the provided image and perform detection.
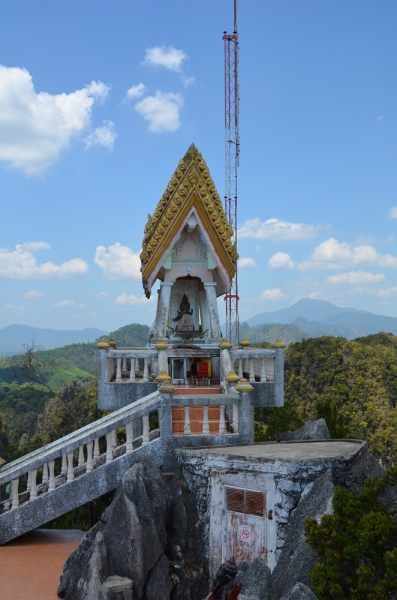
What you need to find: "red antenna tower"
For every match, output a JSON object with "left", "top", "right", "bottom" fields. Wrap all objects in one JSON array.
[{"left": 223, "top": 0, "right": 240, "bottom": 345}]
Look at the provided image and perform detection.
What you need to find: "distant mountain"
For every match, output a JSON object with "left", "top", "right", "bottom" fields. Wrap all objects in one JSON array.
[
  {"left": 0, "top": 325, "right": 108, "bottom": 357},
  {"left": 243, "top": 298, "right": 397, "bottom": 342}
]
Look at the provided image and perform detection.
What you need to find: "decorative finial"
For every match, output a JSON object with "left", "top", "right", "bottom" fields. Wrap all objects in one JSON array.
[
  {"left": 155, "top": 340, "right": 169, "bottom": 350},
  {"left": 219, "top": 339, "right": 232, "bottom": 349},
  {"left": 226, "top": 371, "right": 240, "bottom": 383},
  {"left": 234, "top": 378, "right": 254, "bottom": 393},
  {"left": 240, "top": 338, "right": 251, "bottom": 348},
  {"left": 272, "top": 339, "right": 287, "bottom": 349},
  {"left": 156, "top": 371, "right": 172, "bottom": 383},
  {"left": 97, "top": 338, "right": 110, "bottom": 350},
  {"left": 108, "top": 338, "right": 117, "bottom": 348},
  {"left": 159, "top": 382, "right": 176, "bottom": 394}
]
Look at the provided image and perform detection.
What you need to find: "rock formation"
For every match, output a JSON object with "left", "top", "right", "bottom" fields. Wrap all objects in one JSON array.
[{"left": 58, "top": 455, "right": 207, "bottom": 600}]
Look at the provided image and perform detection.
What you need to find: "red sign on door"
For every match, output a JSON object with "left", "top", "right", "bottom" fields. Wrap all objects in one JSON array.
[{"left": 240, "top": 525, "right": 251, "bottom": 542}]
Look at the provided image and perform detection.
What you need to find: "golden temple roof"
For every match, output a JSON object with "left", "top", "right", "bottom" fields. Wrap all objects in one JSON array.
[{"left": 140, "top": 144, "right": 238, "bottom": 296}]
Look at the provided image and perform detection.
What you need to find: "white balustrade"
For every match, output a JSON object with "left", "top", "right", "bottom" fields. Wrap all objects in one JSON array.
[
  {"left": 184, "top": 406, "right": 191, "bottom": 435},
  {"left": 261, "top": 359, "right": 267, "bottom": 382},
  {"left": 122, "top": 357, "right": 127, "bottom": 371},
  {"left": 126, "top": 422, "right": 133, "bottom": 453},
  {"left": 219, "top": 405, "right": 226, "bottom": 434},
  {"left": 111, "top": 429, "right": 117, "bottom": 449},
  {"left": 143, "top": 358, "right": 149, "bottom": 383},
  {"left": 61, "top": 453, "right": 67, "bottom": 474},
  {"left": 30, "top": 469, "right": 37, "bottom": 500},
  {"left": 238, "top": 358, "right": 243, "bottom": 379},
  {"left": 129, "top": 358, "right": 136, "bottom": 382},
  {"left": 202, "top": 406, "right": 210, "bottom": 435},
  {"left": 142, "top": 415, "right": 150, "bottom": 445},
  {"left": 93, "top": 438, "right": 100, "bottom": 459},
  {"left": 116, "top": 358, "right": 122, "bottom": 382},
  {"left": 67, "top": 452, "right": 74, "bottom": 482},
  {"left": 48, "top": 460, "right": 55, "bottom": 492},
  {"left": 86, "top": 441, "right": 93, "bottom": 473},
  {"left": 11, "top": 478, "right": 19, "bottom": 509},
  {"left": 42, "top": 462, "right": 49, "bottom": 483},
  {"left": 27, "top": 470, "right": 32, "bottom": 491},
  {"left": 232, "top": 403, "right": 239, "bottom": 433},
  {"left": 78, "top": 445, "right": 85, "bottom": 467},
  {"left": 249, "top": 359, "right": 255, "bottom": 383},
  {"left": 105, "top": 433, "right": 113, "bottom": 463}
]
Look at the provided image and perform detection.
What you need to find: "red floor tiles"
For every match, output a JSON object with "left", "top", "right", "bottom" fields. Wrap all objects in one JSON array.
[{"left": 0, "top": 529, "right": 84, "bottom": 600}]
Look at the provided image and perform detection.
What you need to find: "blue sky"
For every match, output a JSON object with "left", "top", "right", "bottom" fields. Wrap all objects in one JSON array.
[{"left": 0, "top": 0, "right": 396, "bottom": 331}]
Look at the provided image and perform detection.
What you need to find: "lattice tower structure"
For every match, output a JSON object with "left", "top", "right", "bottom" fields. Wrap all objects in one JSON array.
[{"left": 223, "top": 1, "right": 240, "bottom": 345}]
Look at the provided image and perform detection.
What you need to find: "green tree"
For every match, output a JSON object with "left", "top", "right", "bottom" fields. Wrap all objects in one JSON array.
[{"left": 305, "top": 468, "right": 397, "bottom": 599}]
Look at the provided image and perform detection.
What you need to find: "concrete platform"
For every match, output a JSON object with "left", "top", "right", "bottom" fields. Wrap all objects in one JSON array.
[
  {"left": 184, "top": 440, "right": 366, "bottom": 461},
  {"left": 0, "top": 529, "right": 84, "bottom": 600}
]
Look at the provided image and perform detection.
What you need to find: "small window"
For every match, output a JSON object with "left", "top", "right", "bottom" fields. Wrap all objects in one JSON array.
[{"left": 226, "top": 487, "right": 265, "bottom": 516}]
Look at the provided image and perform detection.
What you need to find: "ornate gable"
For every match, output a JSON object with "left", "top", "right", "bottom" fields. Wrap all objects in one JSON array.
[{"left": 140, "top": 144, "right": 238, "bottom": 296}]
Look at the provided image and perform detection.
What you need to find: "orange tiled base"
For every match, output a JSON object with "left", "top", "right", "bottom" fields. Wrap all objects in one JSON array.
[{"left": 0, "top": 529, "right": 84, "bottom": 600}]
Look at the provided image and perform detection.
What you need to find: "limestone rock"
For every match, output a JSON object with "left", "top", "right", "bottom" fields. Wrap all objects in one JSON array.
[
  {"left": 58, "top": 456, "right": 207, "bottom": 600},
  {"left": 271, "top": 469, "right": 334, "bottom": 600},
  {"left": 280, "top": 583, "right": 318, "bottom": 600},
  {"left": 236, "top": 557, "right": 273, "bottom": 600},
  {"left": 277, "top": 419, "right": 330, "bottom": 442}
]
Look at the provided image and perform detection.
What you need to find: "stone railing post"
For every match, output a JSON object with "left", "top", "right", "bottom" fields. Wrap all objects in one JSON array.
[
  {"left": 219, "top": 339, "right": 233, "bottom": 391},
  {"left": 158, "top": 382, "right": 176, "bottom": 469},
  {"left": 155, "top": 340, "right": 169, "bottom": 377},
  {"left": 129, "top": 358, "right": 136, "bottom": 382},
  {"left": 234, "top": 378, "right": 255, "bottom": 444},
  {"left": 143, "top": 358, "right": 149, "bottom": 383}
]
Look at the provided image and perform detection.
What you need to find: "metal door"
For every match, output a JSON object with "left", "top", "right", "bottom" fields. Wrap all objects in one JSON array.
[{"left": 224, "top": 486, "right": 267, "bottom": 565}]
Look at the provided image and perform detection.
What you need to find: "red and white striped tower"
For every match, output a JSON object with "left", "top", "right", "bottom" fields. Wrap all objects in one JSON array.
[{"left": 223, "top": 0, "right": 240, "bottom": 344}]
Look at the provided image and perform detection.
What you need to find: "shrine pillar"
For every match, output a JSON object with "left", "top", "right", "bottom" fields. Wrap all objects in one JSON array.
[
  {"left": 199, "top": 289, "right": 211, "bottom": 340},
  {"left": 204, "top": 282, "right": 221, "bottom": 341},
  {"left": 155, "top": 281, "right": 173, "bottom": 341}
]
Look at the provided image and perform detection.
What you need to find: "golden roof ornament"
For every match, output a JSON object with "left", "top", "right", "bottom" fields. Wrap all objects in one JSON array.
[
  {"left": 108, "top": 338, "right": 117, "bottom": 348},
  {"left": 272, "top": 338, "right": 287, "bottom": 349},
  {"left": 155, "top": 340, "right": 169, "bottom": 350},
  {"left": 219, "top": 339, "right": 232, "bottom": 349},
  {"left": 234, "top": 378, "right": 254, "bottom": 393},
  {"left": 97, "top": 339, "right": 110, "bottom": 350},
  {"left": 240, "top": 338, "right": 251, "bottom": 347},
  {"left": 140, "top": 143, "right": 238, "bottom": 297},
  {"left": 159, "top": 382, "right": 176, "bottom": 394},
  {"left": 226, "top": 371, "right": 240, "bottom": 383},
  {"left": 156, "top": 371, "right": 172, "bottom": 383}
]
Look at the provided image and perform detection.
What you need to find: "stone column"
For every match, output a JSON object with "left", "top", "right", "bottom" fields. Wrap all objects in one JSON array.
[
  {"left": 155, "top": 282, "right": 173, "bottom": 340},
  {"left": 198, "top": 289, "right": 210, "bottom": 339},
  {"left": 204, "top": 282, "right": 221, "bottom": 341}
]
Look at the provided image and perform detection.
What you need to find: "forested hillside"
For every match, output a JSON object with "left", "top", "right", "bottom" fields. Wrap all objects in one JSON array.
[
  {"left": 256, "top": 332, "right": 397, "bottom": 466},
  {"left": 0, "top": 323, "right": 149, "bottom": 449}
]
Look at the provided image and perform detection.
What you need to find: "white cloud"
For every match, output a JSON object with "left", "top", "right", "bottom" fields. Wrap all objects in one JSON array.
[
  {"left": 326, "top": 271, "right": 385, "bottom": 285},
  {"left": 0, "top": 244, "right": 88, "bottom": 279},
  {"left": 389, "top": 206, "right": 397, "bottom": 219},
  {"left": 85, "top": 120, "right": 117, "bottom": 151},
  {"left": 21, "top": 241, "right": 50, "bottom": 252},
  {"left": 94, "top": 242, "right": 141, "bottom": 280},
  {"left": 142, "top": 46, "right": 188, "bottom": 72},
  {"left": 238, "top": 257, "right": 257, "bottom": 270},
  {"left": 238, "top": 218, "right": 319, "bottom": 241},
  {"left": 126, "top": 83, "right": 147, "bottom": 99},
  {"left": 55, "top": 300, "right": 75, "bottom": 308},
  {"left": 269, "top": 238, "right": 397, "bottom": 271},
  {"left": 94, "top": 291, "right": 109, "bottom": 298},
  {"left": 135, "top": 91, "right": 184, "bottom": 132},
  {"left": 260, "top": 288, "right": 286, "bottom": 301},
  {"left": 22, "top": 290, "right": 43, "bottom": 298},
  {"left": 0, "top": 65, "right": 111, "bottom": 174},
  {"left": 268, "top": 252, "right": 296, "bottom": 269},
  {"left": 182, "top": 76, "right": 195, "bottom": 87},
  {"left": 0, "top": 303, "right": 24, "bottom": 312},
  {"left": 378, "top": 286, "right": 397, "bottom": 297},
  {"left": 114, "top": 293, "right": 154, "bottom": 305}
]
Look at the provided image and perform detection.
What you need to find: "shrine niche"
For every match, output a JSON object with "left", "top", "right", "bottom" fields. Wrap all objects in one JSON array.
[{"left": 141, "top": 144, "right": 237, "bottom": 345}]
